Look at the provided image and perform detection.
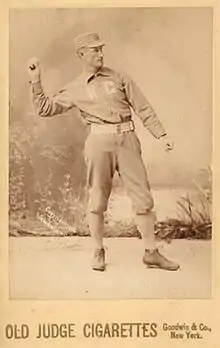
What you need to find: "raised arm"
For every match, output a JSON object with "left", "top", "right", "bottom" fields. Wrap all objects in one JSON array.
[{"left": 28, "top": 57, "right": 75, "bottom": 117}]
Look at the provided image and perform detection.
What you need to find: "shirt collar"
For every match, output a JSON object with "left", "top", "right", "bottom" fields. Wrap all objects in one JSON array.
[{"left": 81, "top": 67, "right": 110, "bottom": 84}]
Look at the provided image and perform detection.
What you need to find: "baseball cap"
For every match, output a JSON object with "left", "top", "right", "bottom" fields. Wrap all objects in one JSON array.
[{"left": 74, "top": 32, "right": 105, "bottom": 51}]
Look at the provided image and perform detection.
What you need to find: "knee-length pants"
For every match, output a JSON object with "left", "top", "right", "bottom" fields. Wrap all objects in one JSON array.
[{"left": 84, "top": 130, "right": 154, "bottom": 215}]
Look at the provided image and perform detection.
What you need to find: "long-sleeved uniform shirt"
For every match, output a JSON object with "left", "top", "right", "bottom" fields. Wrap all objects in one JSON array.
[{"left": 30, "top": 66, "right": 166, "bottom": 139}]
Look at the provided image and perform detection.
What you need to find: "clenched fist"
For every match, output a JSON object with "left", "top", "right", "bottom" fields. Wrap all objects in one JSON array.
[
  {"left": 159, "top": 134, "right": 174, "bottom": 153},
  {"left": 27, "top": 57, "right": 41, "bottom": 83}
]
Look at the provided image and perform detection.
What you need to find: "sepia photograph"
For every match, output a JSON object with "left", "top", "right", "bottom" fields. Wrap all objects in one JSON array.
[{"left": 9, "top": 7, "right": 212, "bottom": 300}]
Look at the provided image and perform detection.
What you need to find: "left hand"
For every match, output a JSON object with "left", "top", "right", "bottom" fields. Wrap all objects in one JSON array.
[{"left": 159, "top": 134, "right": 174, "bottom": 152}]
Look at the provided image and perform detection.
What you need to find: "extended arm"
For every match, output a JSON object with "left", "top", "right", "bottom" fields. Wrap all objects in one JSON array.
[{"left": 121, "top": 72, "right": 167, "bottom": 139}]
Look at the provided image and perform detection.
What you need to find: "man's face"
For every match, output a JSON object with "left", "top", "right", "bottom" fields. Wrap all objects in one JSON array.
[{"left": 79, "top": 46, "right": 104, "bottom": 69}]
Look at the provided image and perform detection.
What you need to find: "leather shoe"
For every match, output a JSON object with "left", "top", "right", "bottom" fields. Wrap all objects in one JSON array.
[
  {"left": 143, "top": 248, "right": 180, "bottom": 271},
  {"left": 92, "top": 248, "right": 105, "bottom": 271}
]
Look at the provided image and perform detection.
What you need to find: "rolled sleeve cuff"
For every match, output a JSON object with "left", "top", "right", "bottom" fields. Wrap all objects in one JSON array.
[
  {"left": 158, "top": 132, "right": 167, "bottom": 139},
  {"left": 29, "top": 80, "right": 44, "bottom": 94},
  {"left": 152, "top": 129, "right": 167, "bottom": 139},
  {"left": 143, "top": 119, "right": 167, "bottom": 139}
]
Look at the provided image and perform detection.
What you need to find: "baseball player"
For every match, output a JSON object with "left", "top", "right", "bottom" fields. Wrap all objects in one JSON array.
[{"left": 28, "top": 32, "right": 180, "bottom": 272}]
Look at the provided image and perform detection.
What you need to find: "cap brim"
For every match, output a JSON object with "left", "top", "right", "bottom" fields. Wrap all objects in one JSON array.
[{"left": 85, "top": 40, "right": 105, "bottom": 48}]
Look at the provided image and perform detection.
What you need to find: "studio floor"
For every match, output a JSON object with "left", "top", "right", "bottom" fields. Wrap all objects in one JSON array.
[{"left": 9, "top": 237, "right": 211, "bottom": 300}]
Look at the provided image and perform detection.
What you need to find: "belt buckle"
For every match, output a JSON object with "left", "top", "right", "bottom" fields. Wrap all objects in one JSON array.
[
  {"left": 116, "top": 124, "right": 121, "bottom": 134},
  {"left": 129, "top": 120, "right": 134, "bottom": 131}
]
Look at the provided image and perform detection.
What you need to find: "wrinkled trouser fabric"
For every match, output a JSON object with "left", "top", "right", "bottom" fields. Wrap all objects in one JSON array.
[{"left": 84, "top": 130, "right": 154, "bottom": 215}]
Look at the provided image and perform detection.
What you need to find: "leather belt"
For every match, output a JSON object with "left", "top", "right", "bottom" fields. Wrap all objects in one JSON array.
[{"left": 90, "top": 120, "right": 135, "bottom": 134}]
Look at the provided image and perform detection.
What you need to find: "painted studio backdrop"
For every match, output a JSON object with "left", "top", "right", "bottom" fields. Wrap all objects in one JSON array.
[{"left": 9, "top": 8, "right": 212, "bottom": 234}]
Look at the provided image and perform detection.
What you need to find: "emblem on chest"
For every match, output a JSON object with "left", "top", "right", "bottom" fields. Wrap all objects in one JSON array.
[{"left": 86, "top": 80, "right": 118, "bottom": 101}]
